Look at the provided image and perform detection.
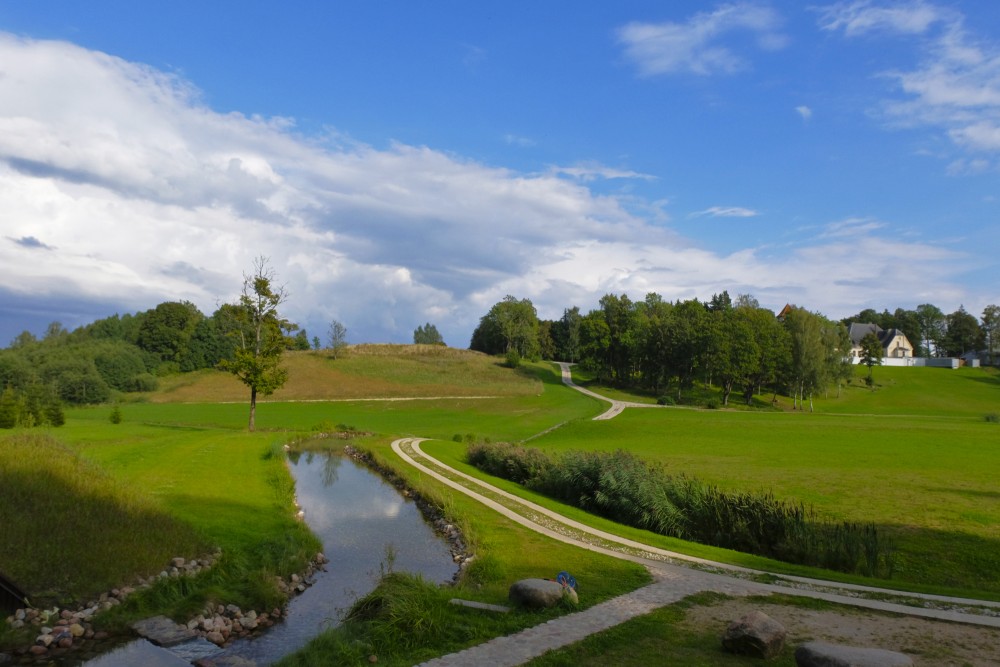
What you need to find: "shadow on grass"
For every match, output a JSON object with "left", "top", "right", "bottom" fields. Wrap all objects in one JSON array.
[
  {"left": 924, "top": 486, "right": 1000, "bottom": 500},
  {"left": 0, "top": 469, "right": 206, "bottom": 606}
]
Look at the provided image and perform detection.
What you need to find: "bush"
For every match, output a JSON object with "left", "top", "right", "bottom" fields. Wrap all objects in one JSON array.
[
  {"left": 705, "top": 398, "right": 719, "bottom": 409},
  {"left": 656, "top": 395, "right": 676, "bottom": 406},
  {"left": 131, "top": 373, "right": 159, "bottom": 392},
  {"left": 466, "top": 441, "right": 552, "bottom": 485},
  {"left": 466, "top": 442, "right": 894, "bottom": 578},
  {"left": 504, "top": 348, "right": 521, "bottom": 369},
  {"left": 985, "top": 413, "right": 999, "bottom": 424},
  {"left": 109, "top": 405, "right": 123, "bottom": 424}
]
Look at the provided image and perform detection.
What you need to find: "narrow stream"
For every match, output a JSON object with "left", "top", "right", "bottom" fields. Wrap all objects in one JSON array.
[
  {"left": 222, "top": 449, "right": 458, "bottom": 664},
  {"left": 77, "top": 449, "right": 457, "bottom": 666}
]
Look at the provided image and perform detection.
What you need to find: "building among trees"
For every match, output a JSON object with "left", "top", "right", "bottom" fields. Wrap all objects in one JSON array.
[{"left": 847, "top": 323, "right": 914, "bottom": 363}]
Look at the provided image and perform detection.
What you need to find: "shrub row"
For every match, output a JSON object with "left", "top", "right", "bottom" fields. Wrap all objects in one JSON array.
[{"left": 466, "top": 441, "right": 894, "bottom": 578}]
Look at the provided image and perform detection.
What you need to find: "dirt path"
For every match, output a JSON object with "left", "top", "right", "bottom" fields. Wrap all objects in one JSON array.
[{"left": 392, "top": 434, "right": 1000, "bottom": 666}]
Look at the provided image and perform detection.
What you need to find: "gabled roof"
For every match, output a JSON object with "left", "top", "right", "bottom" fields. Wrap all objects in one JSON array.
[
  {"left": 848, "top": 322, "right": 909, "bottom": 350},
  {"left": 848, "top": 322, "right": 881, "bottom": 346}
]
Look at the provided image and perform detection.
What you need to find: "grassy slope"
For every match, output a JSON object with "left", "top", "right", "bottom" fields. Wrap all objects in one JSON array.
[
  {"left": 0, "top": 433, "right": 207, "bottom": 603},
  {"left": 152, "top": 345, "right": 539, "bottom": 403}
]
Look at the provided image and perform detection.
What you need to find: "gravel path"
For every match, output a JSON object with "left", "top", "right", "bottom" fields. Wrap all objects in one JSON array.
[{"left": 389, "top": 370, "right": 1000, "bottom": 665}]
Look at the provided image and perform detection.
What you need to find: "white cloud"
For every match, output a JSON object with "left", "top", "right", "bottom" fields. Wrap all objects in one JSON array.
[
  {"left": 549, "top": 163, "right": 656, "bottom": 182},
  {"left": 816, "top": 0, "right": 947, "bottom": 37},
  {"left": 820, "top": 217, "right": 887, "bottom": 237},
  {"left": 691, "top": 206, "right": 759, "bottom": 218},
  {"left": 503, "top": 133, "right": 536, "bottom": 147},
  {"left": 795, "top": 105, "right": 813, "bottom": 120},
  {"left": 617, "top": 3, "right": 786, "bottom": 77},
  {"left": 820, "top": 2, "right": 1000, "bottom": 158},
  {"left": 0, "top": 32, "right": 977, "bottom": 344}
]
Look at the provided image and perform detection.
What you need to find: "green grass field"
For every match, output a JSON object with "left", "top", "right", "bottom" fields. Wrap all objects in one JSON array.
[{"left": 3, "top": 347, "right": 999, "bottom": 662}]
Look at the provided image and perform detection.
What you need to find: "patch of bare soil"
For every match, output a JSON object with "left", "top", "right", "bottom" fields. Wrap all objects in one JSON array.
[{"left": 681, "top": 597, "right": 1000, "bottom": 666}]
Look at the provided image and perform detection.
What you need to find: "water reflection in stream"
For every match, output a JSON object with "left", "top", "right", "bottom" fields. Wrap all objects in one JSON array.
[{"left": 222, "top": 449, "right": 458, "bottom": 665}]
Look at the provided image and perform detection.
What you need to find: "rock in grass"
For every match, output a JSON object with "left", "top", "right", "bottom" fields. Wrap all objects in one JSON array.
[
  {"left": 721, "top": 610, "right": 786, "bottom": 659},
  {"left": 794, "top": 641, "right": 913, "bottom": 666},
  {"left": 508, "top": 578, "right": 578, "bottom": 609}
]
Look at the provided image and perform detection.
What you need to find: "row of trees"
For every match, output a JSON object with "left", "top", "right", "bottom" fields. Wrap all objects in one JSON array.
[
  {"left": 470, "top": 292, "right": 1000, "bottom": 405},
  {"left": 471, "top": 292, "right": 855, "bottom": 408}
]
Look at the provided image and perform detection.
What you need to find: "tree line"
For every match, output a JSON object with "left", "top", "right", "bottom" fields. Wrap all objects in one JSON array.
[
  {"left": 471, "top": 292, "right": 1000, "bottom": 407},
  {"left": 0, "top": 289, "right": 314, "bottom": 422}
]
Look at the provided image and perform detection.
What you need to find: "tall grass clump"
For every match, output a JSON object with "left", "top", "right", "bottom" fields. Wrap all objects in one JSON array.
[{"left": 466, "top": 442, "right": 894, "bottom": 578}]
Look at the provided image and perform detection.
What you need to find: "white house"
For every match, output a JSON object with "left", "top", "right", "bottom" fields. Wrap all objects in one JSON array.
[{"left": 847, "top": 323, "right": 914, "bottom": 362}]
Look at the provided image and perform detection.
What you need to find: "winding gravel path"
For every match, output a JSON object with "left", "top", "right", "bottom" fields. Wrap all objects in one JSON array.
[{"left": 388, "top": 367, "right": 1000, "bottom": 665}]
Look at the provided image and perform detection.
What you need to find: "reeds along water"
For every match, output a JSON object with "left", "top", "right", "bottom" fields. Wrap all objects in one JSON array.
[{"left": 466, "top": 441, "right": 895, "bottom": 578}]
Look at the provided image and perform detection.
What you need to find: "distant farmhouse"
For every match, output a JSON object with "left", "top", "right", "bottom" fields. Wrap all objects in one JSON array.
[{"left": 847, "top": 323, "right": 914, "bottom": 363}]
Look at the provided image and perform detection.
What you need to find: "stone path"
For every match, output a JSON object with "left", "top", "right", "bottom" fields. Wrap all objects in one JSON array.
[{"left": 390, "top": 384, "right": 1000, "bottom": 667}]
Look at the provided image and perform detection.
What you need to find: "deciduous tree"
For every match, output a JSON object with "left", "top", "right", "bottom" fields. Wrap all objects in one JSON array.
[
  {"left": 859, "top": 332, "right": 883, "bottom": 386},
  {"left": 328, "top": 319, "right": 348, "bottom": 358},
  {"left": 982, "top": 305, "right": 1000, "bottom": 366},
  {"left": 218, "top": 257, "right": 290, "bottom": 431}
]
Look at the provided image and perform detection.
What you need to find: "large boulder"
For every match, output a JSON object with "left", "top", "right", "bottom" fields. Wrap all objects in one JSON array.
[
  {"left": 508, "top": 578, "right": 578, "bottom": 609},
  {"left": 795, "top": 641, "right": 913, "bottom": 667},
  {"left": 721, "top": 610, "right": 787, "bottom": 659}
]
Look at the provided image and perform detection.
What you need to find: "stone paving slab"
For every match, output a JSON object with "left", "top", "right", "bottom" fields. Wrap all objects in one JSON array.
[
  {"left": 131, "top": 615, "right": 198, "bottom": 647},
  {"left": 449, "top": 599, "right": 511, "bottom": 613}
]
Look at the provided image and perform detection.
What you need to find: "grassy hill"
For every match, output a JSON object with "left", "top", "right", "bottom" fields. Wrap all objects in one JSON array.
[{"left": 150, "top": 345, "right": 541, "bottom": 403}]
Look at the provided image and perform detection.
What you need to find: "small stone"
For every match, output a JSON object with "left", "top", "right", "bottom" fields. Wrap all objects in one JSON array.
[
  {"left": 171, "top": 557, "right": 186, "bottom": 568},
  {"left": 206, "top": 631, "right": 225, "bottom": 646},
  {"left": 368, "top": 655, "right": 378, "bottom": 664},
  {"left": 57, "top": 638, "right": 73, "bottom": 649},
  {"left": 69, "top": 623, "right": 85, "bottom": 637},
  {"left": 28, "top": 645, "right": 47, "bottom": 656}
]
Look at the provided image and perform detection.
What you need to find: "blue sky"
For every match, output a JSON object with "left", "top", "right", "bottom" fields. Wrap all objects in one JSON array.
[{"left": 1, "top": 1, "right": 998, "bottom": 347}]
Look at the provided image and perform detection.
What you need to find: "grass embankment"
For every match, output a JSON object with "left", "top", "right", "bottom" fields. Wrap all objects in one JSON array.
[
  {"left": 0, "top": 418, "right": 320, "bottom": 637},
  {"left": 0, "top": 432, "right": 206, "bottom": 603}
]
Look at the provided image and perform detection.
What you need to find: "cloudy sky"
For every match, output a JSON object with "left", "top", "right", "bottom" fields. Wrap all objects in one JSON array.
[{"left": 1, "top": 1, "right": 998, "bottom": 347}]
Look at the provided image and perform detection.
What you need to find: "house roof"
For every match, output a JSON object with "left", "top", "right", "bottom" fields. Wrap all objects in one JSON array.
[{"left": 848, "top": 322, "right": 909, "bottom": 350}]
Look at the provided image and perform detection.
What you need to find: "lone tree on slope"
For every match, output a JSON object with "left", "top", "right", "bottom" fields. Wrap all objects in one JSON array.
[{"left": 219, "top": 257, "right": 290, "bottom": 431}]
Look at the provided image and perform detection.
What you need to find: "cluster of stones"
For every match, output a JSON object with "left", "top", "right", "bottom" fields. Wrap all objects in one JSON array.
[
  {"left": 3, "top": 553, "right": 221, "bottom": 662},
  {"left": 185, "top": 552, "right": 327, "bottom": 648},
  {"left": 3, "top": 550, "right": 329, "bottom": 663},
  {"left": 721, "top": 610, "right": 913, "bottom": 666},
  {"left": 5, "top": 607, "right": 110, "bottom": 659},
  {"left": 185, "top": 604, "right": 278, "bottom": 647}
]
